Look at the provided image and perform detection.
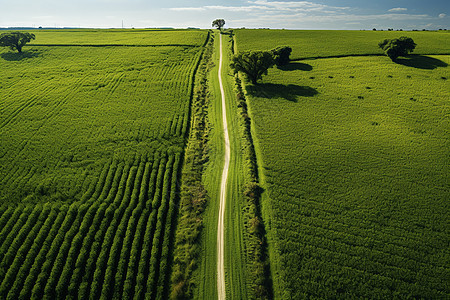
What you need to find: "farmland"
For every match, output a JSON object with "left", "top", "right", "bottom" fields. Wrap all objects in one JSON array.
[
  {"left": 0, "top": 29, "right": 207, "bottom": 298},
  {"left": 238, "top": 28, "right": 450, "bottom": 299},
  {"left": 235, "top": 29, "right": 450, "bottom": 59},
  {"left": 1, "top": 27, "right": 449, "bottom": 299},
  {"left": 27, "top": 29, "right": 207, "bottom": 46}
]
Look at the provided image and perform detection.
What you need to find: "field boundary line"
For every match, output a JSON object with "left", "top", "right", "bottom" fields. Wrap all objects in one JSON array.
[
  {"left": 30, "top": 44, "right": 199, "bottom": 48},
  {"left": 292, "top": 53, "right": 450, "bottom": 61}
]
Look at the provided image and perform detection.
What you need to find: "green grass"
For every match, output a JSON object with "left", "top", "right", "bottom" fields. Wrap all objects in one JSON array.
[
  {"left": 24, "top": 28, "right": 207, "bottom": 46},
  {"left": 197, "top": 31, "right": 248, "bottom": 300},
  {"left": 196, "top": 32, "right": 223, "bottom": 300},
  {"left": 235, "top": 29, "right": 450, "bottom": 59},
  {"left": 244, "top": 55, "right": 450, "bottom": 298},
  {"left": 0, "top": 30, "right": 208, "bottom": 299},
  {"left": 221, "top": 33, "right": 249, "bottom": 300},
  {"left": 2, "top": 27, "right": 449, "bottom": 299}
]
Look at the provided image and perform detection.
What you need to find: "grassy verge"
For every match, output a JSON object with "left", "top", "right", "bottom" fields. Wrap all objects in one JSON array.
[
  {"left": 220, "top": 32, "right": 248, "bottom": 300},
  {"left": 240, "top": 80, "right": 285, "bottom": 299},
  {"left": 226, "top": 31, "right": 274, "bottom": 299},
  {"left": 197, "top": 30, "right": 248, "bottom": 300},
  {"left": 169, "top": 30, "right": 213, "bottom": 299},
  {"left": 199, "top": 30, "right": 262, "bottom": 299},
  {"left": 195, "top": 31, "right": 221, "bottom": 300}
]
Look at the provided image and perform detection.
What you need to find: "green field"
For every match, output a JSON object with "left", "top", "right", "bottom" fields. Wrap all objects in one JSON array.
[
  {"left": 235, "top": 29, "right": 450, "bottom": 59},
  {"left": 0, "top": 30, "right": 207, "bottom": 299},
  {"left": 28, "top": 29, "right": 207, "bottom": 46},
  {"left": 1, "top": 28, "right": 449, "bottom": 299},
  {"left": 238, "top": 30, "right": 450, "bottom": 298}
]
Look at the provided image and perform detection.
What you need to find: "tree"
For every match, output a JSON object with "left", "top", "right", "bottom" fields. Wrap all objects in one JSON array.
[
  {"left": 378, "top": 36, "right": 416, "bottom": 62},
  {"left": 0, "top": 32, "right": 35, "bottom": 53},
  {"left": 271, "top": 46, "right": 292, "bottom": 66},
  {"left": 230, "top": 51, "right": 275, "bottom": 84},
  {"left": 212, "top": 19, "right": 225, "bottom": 31}
]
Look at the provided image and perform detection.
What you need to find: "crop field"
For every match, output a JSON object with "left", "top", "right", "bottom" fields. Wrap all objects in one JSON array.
[
  {"left": 27, "top": 29, "right": 207, "bottom": 46},
  {"left": 1, "top": 27, "right": 448, "bottom": 299},
  {"left": 0, "top": 30, "right": 207, "bottom": 298},
  {"left": 235, "top": 29, "right": 450, "bottom": 59},
  {"left": 243, "top": 43, "right": 449, "bottom": 298}
]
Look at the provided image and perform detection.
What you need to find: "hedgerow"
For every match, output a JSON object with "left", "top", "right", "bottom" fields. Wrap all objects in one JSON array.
[
  {"left": 170, "top": 31, "right": 213, "bottom": 300},
  {"left": 233, "top": 70, "right": 273, "bottom": 299}
]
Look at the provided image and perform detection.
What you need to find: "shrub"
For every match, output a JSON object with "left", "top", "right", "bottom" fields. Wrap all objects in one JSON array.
[
  {"left": 378, "top": 37, "right": 416, "bottom": 61},
  {"left": 271, "top": 46, "right": 292, "bottom": 66}
]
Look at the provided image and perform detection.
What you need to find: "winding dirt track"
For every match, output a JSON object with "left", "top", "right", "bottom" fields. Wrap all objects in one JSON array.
[{"left": 217, "top": 33, "right": 229, "bottom": 300}]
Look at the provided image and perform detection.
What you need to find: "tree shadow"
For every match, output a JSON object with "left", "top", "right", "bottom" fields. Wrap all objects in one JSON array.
[
  {"left": 248, "top": 83, "right": 318, "bottom": 102},
  {"left": 1, "top": 50, "right": 41, "bottom": 61},
  {"left": 277, "top": 62, "right": 313, "bottom": 71},
  {"left": 396, "top": 55, "right": 448, "bottom": 69}
]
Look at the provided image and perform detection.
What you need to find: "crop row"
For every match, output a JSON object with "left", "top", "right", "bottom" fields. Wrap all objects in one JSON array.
[
  {"left": 0, "top": 152, "right": 182, "bottom": 299},
  {"left": 0, "top": 45, "right": 203, "bottom": 205}
]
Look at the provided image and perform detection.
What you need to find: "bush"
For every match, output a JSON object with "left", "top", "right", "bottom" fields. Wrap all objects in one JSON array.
[
  {"left": 271, "top": 46, "right": 292, "bottom": 66},
  {"left": 378, "top": 37, "right": 416, "bottom": 61}
]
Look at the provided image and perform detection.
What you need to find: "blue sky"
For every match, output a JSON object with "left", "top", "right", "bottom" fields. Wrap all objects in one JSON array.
[{"left": 1, "top": 0, "right": 449, "bottom": 30}]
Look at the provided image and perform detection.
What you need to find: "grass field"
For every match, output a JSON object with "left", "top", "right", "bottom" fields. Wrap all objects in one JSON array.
[
  {"left": 27, "top": 29, "right": 207, "bottom": 46},
  {"left": 243, "top": 53, "right": 450, "bottom": 298},
  {"left": 235, "top": 29, "right": 450, "bottom": 59},
  {"left": 1, "top": 28, "right": 449, "bottom": 299},
  {"left": 0, "top": 30, "right": 207, "bottom": 299}
]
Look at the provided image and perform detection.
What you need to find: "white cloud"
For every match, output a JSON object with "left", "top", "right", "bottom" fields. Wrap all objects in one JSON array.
[
  {"left": 169, "top": 5, "right": 267, "bottom": 12},
  {"left": 388, "top": 8, "right": 407, "bottom": 12},
  {"left": 439, "top": 13, "right": 446, "bottom": 18},
  {"left": 233, "top": 13, "right": 431, "bottom": 27},
  {"left": 248, "top": 0, "right": 349, "bottom": 11},
  {"left": 169, "top": 7, "right": 206, "bottom": 11},
  {"left": 170, "top": 1, "right": 350, "bottom": 14},
  {"left": 167, "top": 1, "right": 432, "bottom": 29},
  {"left": 205, "top": 5, "right": 268, "bottom": 12}
]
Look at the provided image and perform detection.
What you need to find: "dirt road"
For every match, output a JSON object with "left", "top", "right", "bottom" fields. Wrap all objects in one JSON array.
[{"left": 217, "top": 33, "right": 229, "bottom": 300}]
